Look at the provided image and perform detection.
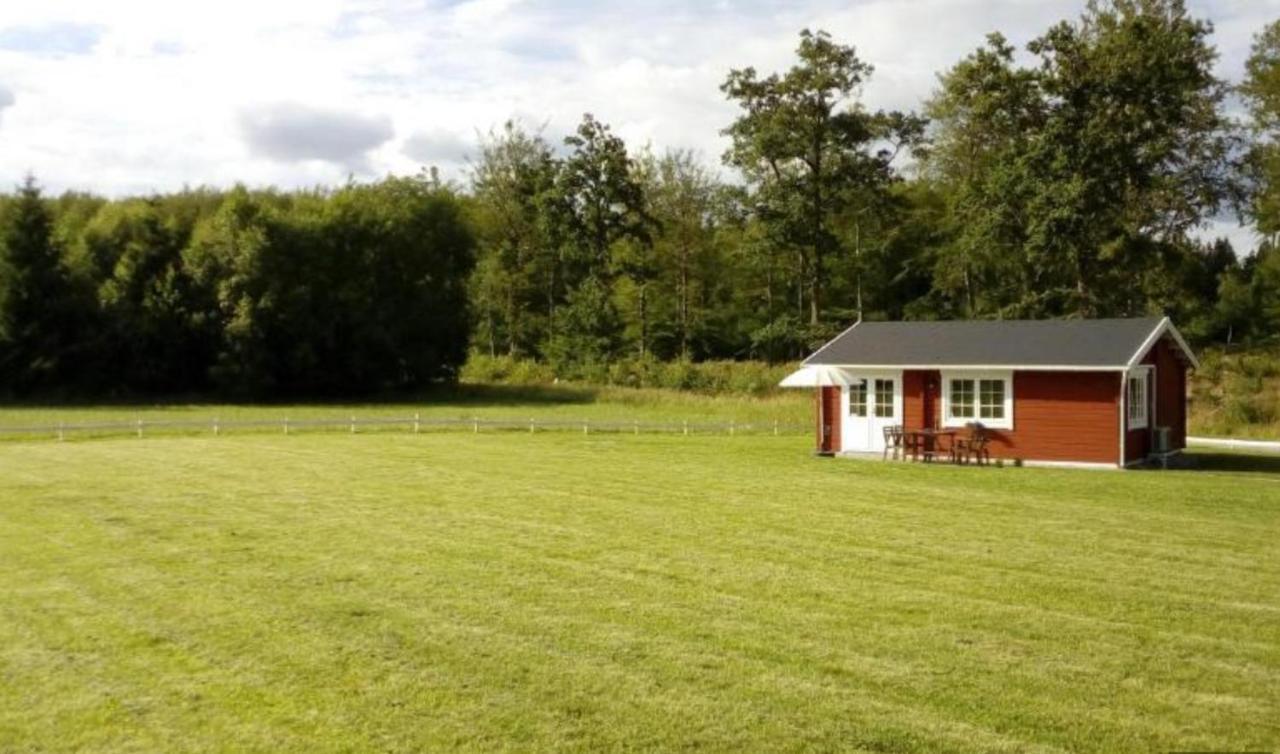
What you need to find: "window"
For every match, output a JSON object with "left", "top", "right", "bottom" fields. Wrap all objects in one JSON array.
[
  {"left": 942, "top": 371, "right": 1013, "bottom": 429},
  {"left": 949, "top": 379, "right": 975, "bottom": 419},
  {"left": 848, "top": 379, "right": 867, "bottom": 417},
  {"left": 874, "top": 379, "right": 895, "bottom": 418},
  {"left": 979, "top": 379, "right": 1005, "bottom": 420},
  {"left": 1127, "top": 372, "right": 1148, "bottom": 429}
]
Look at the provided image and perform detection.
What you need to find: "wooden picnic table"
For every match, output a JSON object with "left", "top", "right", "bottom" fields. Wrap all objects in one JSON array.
[{"left": 904, "top": 428, "right": 959, "bottom": 463}]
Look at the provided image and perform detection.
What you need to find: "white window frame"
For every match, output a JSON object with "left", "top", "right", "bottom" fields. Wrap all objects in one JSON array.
[
  {"left": 941, "top": 370, "right": 1014, "bottom": 430},
  {"left": 1127, "top": 367, "right": 1150, "bottom": 430}
]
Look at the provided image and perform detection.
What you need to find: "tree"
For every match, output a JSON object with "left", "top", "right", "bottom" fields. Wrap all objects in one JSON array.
[
  {"left": 641, "top": 150, "right": 723, "bottom": 359},
  {"left": 83, "top": 199, "right": 214, "bottom": 392},
  {"left": 722, "top": 29, "right": 923, "bottom": 326},
  {"left": 186, "top": 179, "right": 475, "bottom": 396},
  {"left": 925, "top": 0, "right": 1237, "bottom": 318},
  {"left": 1242, "top": 19, "right": 1280, "bottom": 246},
  {"left": 0, "top": 176, "right": 78, "bottom": 392},
  {"left": 552, "top": 114, "right": 651, "bottom": 365},
  {"left": 469, "top": 121, "right": 562, "bottom": 357},
  {"left": 556, "top": 114, "right": 651, "bottom": 282}
]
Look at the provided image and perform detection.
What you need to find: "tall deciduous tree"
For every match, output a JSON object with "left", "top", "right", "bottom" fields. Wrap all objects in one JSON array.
[
  {"left": 926, "top": 0, "right": 1236, "bottom": 318},
  {"left": 722, "top": 29, "right": 923, "bottom": 328},
  {"left": 1242, "top": 19, "right": 1280, "bottom": 244}
]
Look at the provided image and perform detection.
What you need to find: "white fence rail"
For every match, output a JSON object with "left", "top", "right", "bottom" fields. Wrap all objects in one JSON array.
[{"left": 0, "top": 415, "right": 810, "bottom": 443}]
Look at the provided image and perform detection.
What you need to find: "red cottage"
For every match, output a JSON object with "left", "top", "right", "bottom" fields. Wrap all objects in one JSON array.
[{"left": 782, "top": 317, "right": 1198, "bottom": 469}]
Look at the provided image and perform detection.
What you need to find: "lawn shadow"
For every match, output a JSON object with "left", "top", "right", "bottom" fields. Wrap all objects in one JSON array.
[{"left": 1179, "top": 451, "right": 1280, "bottom": 478}]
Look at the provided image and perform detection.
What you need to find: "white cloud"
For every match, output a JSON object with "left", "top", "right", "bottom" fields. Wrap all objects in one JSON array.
[
  {"left": 402, "top": 129, "right": 474, "bottom": 166},
  {"left": 0, "top": 0, "right": 1275, "bottom": 252},
  {"left": 239, "top": 103, "right": 394, "bottom": 171}
]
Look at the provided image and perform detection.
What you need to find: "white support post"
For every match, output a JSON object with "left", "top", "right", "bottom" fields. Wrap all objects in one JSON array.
[
  {"left": 683, "top": 420, "right": 688, "bottom": 436},
  {"left": 773, "top": 419, "right": 779, "bottom": 436},
  {"left": 57, "top": 422, "right": 64, "bottom": 442},
  {"left": 350, "top": 415, "right": 356, "bottom": 434},
  {"left": 633, "top": 420, "right": 638, "bottom": 436},
  {"left": 213, "top": 417, "right": 219, "bottom": 436},
  {"left": 730, "top": 420, "right": 735, "bottom": 437},
  {"left": 530, "top": 418, "right": 535, "bottom": 434},
  {"left": 136, "top": 419, "right": 143, "bottom": 439},
  {"left": 473, "top": 416, "right": 479, "bottom": 433},
  {"left": 582, "top": 421, "right": 588, "bottom": 435},
  {"left": 284, "top": 418, "right": 289, "bottom": 435},
  {"left": 414, "top": 413, "right": 420, "bottom": 434}
]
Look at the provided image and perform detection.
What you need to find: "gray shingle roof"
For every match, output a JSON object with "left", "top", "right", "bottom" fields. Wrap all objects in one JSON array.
[{"left": 803, "top": 317, "right": 1172, "bottom": 368}]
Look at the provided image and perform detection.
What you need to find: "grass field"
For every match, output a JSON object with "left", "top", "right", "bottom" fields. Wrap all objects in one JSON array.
[
  {"left": 0, "top": 384, "right": 811, "bottom": 438},
  {"left": 1, "top": 415, "right": 1278, "bottom": 752}
]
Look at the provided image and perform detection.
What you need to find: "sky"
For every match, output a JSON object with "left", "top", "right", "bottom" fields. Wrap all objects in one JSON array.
[{"left": 0, "top": 0, "right": 1277, "bottom": 251}]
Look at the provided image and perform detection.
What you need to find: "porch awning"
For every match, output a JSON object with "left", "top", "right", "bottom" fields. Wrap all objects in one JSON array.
[{"left": 778, "top": 365, "right": 854, "bottom": 388}]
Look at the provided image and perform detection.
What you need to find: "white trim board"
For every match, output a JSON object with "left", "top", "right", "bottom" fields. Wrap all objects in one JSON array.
[
  {"left": 809, "top": 364, "right": 1127, "bottom": 372},
  {"left": 1126, "top": 316, "right": 1200, "bottom": 370},
  {"left": 939, "top": 369, "right": 1014, "bottom": 430},
  {"left": 801, "top": 320, "right": 862, "bottom": 366}
]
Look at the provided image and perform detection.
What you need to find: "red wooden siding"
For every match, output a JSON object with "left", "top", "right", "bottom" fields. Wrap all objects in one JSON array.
[
  {"left": 1148, "top": 336, "right": 1188, "bottom": 450},
  {"left": 1126, "top": 335, "right": 1189, "bottom": 462},
  {"left": 903, "top": 370, "right": 927, "bottom": 429},
  {"left": 818, "top": 386, "right": 841, "bottom": 454},
  {"left": 903, "top": 369, "right": 1122, "bottom": 464}
]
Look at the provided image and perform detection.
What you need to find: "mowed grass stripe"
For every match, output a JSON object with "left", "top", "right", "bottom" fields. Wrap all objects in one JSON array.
[{"left": 1, "top": 433, "right": 1277, "bottom": 752}]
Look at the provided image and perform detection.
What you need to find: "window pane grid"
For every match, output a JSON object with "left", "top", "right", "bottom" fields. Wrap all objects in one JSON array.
[
  {"left": 949, "top": 379, "right": 975, "bottom": 419},
  {"left": 978, "top": 379, "right": 1005, "bottom": 419},
  {"left": 874, "top": 379, "right": 894, "bottom": 418},
  {"left": 1128, "top": 375, "right": 1147, "bottom": 424},
  {"left": 849, "top": 380, "right": 867, "bottom": 417}
]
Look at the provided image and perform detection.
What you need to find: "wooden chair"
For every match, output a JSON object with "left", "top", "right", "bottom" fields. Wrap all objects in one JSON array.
[
  {"left": 954, "top": 423, "right": 991, "bottom": 466},
  {"left": 882, "top": 425, "right": 904, "bottom": 461}
]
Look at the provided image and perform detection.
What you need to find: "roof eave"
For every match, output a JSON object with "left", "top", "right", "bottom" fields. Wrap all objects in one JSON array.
[{"left": 1125, "top": 316, "right": 1200, "bottom": 371}]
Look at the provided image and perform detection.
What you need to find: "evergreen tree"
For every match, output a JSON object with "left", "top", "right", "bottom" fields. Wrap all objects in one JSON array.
[{"left": 0, "top": 176, "right": 77, "bottom": 392}]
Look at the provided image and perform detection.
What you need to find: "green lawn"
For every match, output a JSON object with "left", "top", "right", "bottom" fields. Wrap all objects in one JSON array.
[{"left": 1, "top": 428, "right": 1278, "bottom": 751}]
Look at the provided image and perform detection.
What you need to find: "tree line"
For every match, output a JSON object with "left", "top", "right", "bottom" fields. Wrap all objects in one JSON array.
[{"left": 3, "top": 0, "right": 1280, "bottom": 397}]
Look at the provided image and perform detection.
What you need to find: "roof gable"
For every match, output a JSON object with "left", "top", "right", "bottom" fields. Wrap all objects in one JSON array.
[{"left": 803, "top": 317, "right": 1193, "bottom": 369}]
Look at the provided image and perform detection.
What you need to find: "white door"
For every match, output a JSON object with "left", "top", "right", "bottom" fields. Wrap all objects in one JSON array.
[{"left": 841, "top": 372, "right": 902, "bottom": 452}]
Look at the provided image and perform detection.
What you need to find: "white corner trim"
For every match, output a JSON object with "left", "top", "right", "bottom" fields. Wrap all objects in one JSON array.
[
  {"left": 801, "top": 320, "right": 862, "bottom": 366},
  {"left": 939, "top": 370, "right": 1014, "bottom": 430},
  {"left": 1126, "top": 317, "right": 1200, "bottom": 370},
  {"left": 1118, "top": 368, "right": 1127, "bottom": 466}
]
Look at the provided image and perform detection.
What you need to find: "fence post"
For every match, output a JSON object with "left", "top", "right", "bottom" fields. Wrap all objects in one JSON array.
[
  {"left": 213, "top": 417, "right": 219, "bottom": 436},
  {"left": 683, "top": 420, "right": 688, "bottom": 436},
  {"left": 350, "top": 415, "right": 356, "bottom": 434},
  {"left": 136, "top": 418, "right": 143, "bottom": 439},
  {"left": 730, "top": 420, "right": 735, "bottom": 437},
  {"left": 633, "top": 420, "right": 638, "bottom": 436},
  {"left": 473, "top": 416, "right": 479, "bottom": 434},
  {"left": 530, "top": 417, "right": 535, "bottom": 434},
  {"left": 414, "top": 413, "right": 420, "bottom": 434},
  {"left": 284, "top": 418, "right": 289, "bottom": 435},
  {"left": 774, "top": 419, "right": 779, "bottom": 436},
  {"left": 57, "top": 421, "right": 64, "bottom": 442},
  {"left": 583, "top": 420, "right": 588, "bottom": 435}
]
